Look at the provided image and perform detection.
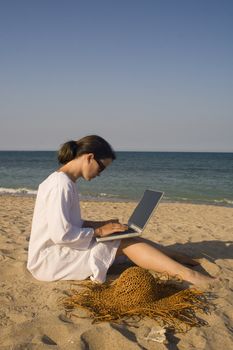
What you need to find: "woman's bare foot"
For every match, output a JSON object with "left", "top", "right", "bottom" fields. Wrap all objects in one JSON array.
[{"left": 186, "top": 269, "right": 216, "bottom": 289}]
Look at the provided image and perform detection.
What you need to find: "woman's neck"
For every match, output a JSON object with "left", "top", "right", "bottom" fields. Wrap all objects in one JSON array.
[{"left": 58, "top": 161, "right": 82, "bottom": 182}]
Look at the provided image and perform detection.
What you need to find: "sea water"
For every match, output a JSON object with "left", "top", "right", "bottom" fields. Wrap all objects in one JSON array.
[{"left": 0, "top": 151, "right": 232, "bottom": 207}]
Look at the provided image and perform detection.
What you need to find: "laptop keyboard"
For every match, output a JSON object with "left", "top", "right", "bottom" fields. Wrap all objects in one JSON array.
[{"left": 113, "top": 227, "right": 136, "bottom": 234}]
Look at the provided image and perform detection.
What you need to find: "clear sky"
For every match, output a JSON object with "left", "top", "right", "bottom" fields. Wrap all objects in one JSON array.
[{"left": 1, "top": 0, "right": 233, "bottom": 151}]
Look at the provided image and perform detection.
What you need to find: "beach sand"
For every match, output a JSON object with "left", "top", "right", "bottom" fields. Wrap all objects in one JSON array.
[{"left": 0, "top": 195, "right": 232, "bottom": 349}]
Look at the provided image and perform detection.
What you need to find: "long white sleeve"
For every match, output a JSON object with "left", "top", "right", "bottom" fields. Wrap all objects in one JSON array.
[{"left": 45, "top": 177, "right": 94, "bottom": 250}]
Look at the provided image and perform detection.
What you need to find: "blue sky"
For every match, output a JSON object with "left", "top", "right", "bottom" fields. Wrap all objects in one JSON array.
[{"left": 1, "top": 0, "right": 233, "bottom": 151}]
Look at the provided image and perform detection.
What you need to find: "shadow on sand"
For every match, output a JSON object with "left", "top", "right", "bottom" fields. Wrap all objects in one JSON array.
[{"left": 166, "top": 240, "right": 233, "bottom": 261}]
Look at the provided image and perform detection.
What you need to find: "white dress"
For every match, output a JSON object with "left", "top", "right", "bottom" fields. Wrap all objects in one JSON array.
[{"left": 27, "top": 172, "right": 121, "bottom": 283}]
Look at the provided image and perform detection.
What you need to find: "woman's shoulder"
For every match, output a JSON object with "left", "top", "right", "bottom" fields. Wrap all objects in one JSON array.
[{"left": 40, "top": 171, "right": 74, "bottom": 191}]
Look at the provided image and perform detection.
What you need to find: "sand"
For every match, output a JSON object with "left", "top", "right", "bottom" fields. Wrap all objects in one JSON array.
[{"left": 0, "top": 195, "right": 232, "bottom": 349}]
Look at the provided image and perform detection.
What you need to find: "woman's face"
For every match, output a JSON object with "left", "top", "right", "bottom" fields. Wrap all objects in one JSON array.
[{"left": 82, "top": 154, "right": 112, "bottom": 181}]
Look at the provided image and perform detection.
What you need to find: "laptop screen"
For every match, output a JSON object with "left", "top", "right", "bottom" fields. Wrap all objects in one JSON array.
[{"left": 128, "top": 190, "right": 163, "bottom": 230}]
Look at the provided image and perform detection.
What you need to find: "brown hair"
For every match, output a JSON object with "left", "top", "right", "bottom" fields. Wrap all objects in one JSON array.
[{"left": 57, "top": 135, "right": 116, "bottom": 165}]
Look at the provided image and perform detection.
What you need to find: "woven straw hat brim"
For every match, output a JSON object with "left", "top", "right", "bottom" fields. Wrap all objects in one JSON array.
[{"left": 61, "top": 267, "right": 209, "bottom": 332}]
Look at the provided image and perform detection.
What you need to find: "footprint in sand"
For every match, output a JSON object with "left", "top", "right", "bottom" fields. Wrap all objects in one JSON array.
[
  {"left": 0, "top": 251, "right": 16, "bottom": 261},
  {"left": 80, "top": 323, "right": 142, "bottom": 350},
  {"left": 41, "top": 334, "right": 57, "bottom": 345},
  {"left": 58, "top": 313, "right": 74, "bottom": 324}
]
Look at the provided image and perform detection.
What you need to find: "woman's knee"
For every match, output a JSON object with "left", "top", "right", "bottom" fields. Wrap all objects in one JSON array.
[{"left": 118, "top": 237, "right": 147, "bottom": 254}]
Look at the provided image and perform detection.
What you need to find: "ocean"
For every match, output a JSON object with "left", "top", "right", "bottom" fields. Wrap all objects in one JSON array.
[{"left": 0, "top": 151, "right": 233, "bottom": 207}]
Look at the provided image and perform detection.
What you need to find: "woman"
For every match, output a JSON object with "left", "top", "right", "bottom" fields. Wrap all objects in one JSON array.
[{"left": 27, "top": 135, "right": 214, "bottom": 287}]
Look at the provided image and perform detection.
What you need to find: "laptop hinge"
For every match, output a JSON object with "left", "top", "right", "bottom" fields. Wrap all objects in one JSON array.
[{"left": 129, "top": 223, "right": 141, "bottom": 233}]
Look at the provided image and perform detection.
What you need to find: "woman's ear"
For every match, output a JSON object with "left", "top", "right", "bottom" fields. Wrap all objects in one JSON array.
[{"left": 86, "top": 153, "right": 95, "bottom": 164}]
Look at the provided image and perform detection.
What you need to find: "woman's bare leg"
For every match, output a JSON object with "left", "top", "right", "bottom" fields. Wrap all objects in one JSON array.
[
  {"left": 135, "top": 237, "right": 200, "bottom": 266},
  {"left": 117, "top": 238, "right": 214, "bottom": 288}
]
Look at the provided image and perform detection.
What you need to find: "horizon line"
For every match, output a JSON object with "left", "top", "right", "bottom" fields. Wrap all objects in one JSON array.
[{"left": 0, "top": 149, "right": 233, "bottom": 153}]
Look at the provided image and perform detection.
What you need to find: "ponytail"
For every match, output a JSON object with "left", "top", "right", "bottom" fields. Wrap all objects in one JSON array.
[
  {"left": 58, "top": 140, "right": 78, "bottom": 165},
  {"left": 57, "top": 135, "right": 116, "bottom": 164}
]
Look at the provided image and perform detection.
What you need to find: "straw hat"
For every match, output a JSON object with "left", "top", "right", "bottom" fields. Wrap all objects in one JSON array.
[{"left": 62, "top": 266, "right": 209, "bottom": 332}]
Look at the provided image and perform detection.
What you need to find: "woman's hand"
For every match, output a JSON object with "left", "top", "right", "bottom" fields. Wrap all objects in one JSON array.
[
  {"left": 94, "top": 222, "right": 128, "bottom": 237},
  {"left": 83, "top": 219, "right": 119, "bottom": 229}
]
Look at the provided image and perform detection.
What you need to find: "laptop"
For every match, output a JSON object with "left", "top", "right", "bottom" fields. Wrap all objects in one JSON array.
[{"left": 96, "top": 190, "right": 164, "bottom": 242}]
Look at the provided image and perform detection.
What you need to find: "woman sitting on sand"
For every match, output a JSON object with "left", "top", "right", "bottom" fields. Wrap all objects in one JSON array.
[{"left": 27, "top": 135, "right": 214, "bottom": 287}]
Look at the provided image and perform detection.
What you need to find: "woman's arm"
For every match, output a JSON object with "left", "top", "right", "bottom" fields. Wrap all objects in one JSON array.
[
  {"left": 46, "top": 184, "right": 94, "bottom": 249},
  {"left": 82, "top": 219, "right": 119, "bottom": 229},
  {"left": 82, "top": 219, "right": 128, "bottom": 238}
]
